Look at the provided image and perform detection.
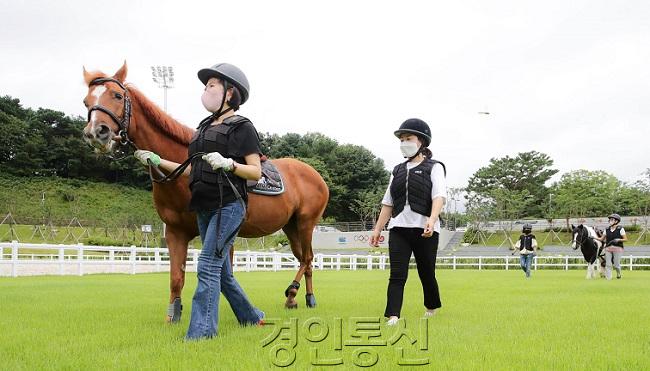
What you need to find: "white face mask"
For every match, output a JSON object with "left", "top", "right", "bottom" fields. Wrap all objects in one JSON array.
[
  {"left": 400, "top": 141, "right": 420, "bottom": 158},
  {"left": 201, "top": 86, "right": 225, "bottom": 113}
]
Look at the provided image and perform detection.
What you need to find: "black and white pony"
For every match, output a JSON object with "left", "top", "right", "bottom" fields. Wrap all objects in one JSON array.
[{"left": 571, "top": 224, "right": 605, "bottom": 279}]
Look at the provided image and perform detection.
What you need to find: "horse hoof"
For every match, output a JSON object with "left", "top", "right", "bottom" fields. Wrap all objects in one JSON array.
[
  {"left": 306, "top": 294, "right": 317, "bottom": 308},
  {"left": 166, "top": 297, "right": 182, "bottom": 323},
  {"left": 286, "top": 302, "right": 298, "bottom": 309}
]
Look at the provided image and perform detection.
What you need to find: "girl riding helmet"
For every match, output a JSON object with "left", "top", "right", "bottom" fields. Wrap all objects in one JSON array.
[
  {"left": 608, "top": 213, "right": 621, "bottom": 223},
  {"left": 198, "top": 63, "right": 250, "bottom": 106},
  {"left": 394, "top": 118, "right": 432, "bottom": 147},
  {"left": 522, "top": 223, "right": 532, "bottom": 233}
]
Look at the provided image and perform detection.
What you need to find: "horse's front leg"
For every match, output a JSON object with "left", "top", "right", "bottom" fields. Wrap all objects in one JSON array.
[{"left": 165, "top": 228, "right": 189, "bottom": 323}]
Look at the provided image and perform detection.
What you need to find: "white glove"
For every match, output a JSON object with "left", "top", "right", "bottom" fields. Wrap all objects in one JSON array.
[
  {"left": 134, "top": 150, "right": 161, "bottom": 166},
  {"left": 202, "top": 152, "right": 234, "bottom": 171}
]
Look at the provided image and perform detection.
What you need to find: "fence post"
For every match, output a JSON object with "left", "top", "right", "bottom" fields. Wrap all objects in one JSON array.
[
  {"left": 367, "top": 255, "right": 373, "bottom": 270},
  {"left": 337, "top": 254, "right": 341, "bottom": 271},
  {"left": 77, "top": 243, "right": 84, "bottom": 276},
  {"left": 565, "top": 256, "right": 569, "bottom": 271},
  {"left": 273, "top": 252, "right": 279, "bottom": 272},
  {"left": 11, "top": 240, "right": 18, "bottom": 277},
  {"left": 453, "top": 256, "right": 456, "bottom": 270},
  {"left": 505, "top": 256, "right": 509, "bottom": 271},
  {"left": 155, "top": 249, "right": 161, "bottom": 272},
  {"left": 629, "top": 256, "right": 633, "bottom": 271},
  {"left": 478, "top": 257, "right": 482, "bottom": 270},
  {"left": 59, "top": 246, "right": 65, "bottom": 275},
  {"left": 246, "top": 250, "right": 252, "bottom": 272},
  {"left": 130, "top": 245, "right": 136, "bottom": 275},
  {"left": 534, "top": 256, "right": 538, "bottom": 271}
]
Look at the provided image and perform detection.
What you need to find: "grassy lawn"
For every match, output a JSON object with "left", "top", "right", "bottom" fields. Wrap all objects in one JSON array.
[{"left": 1, "top": 270, "right": 649, "bottom": 370}]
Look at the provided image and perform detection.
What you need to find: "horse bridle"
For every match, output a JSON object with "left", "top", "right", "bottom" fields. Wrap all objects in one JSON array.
[
  {"left": 86, "top": 77, "right": 135, "bottom": 159},
  {"left": 572, "top": 227, "right": 590, "bottom": 249}
]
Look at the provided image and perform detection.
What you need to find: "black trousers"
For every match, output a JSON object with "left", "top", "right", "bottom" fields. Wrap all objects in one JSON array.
[{"left": 384, "top": 227, "right": 441, "bottom": 318}]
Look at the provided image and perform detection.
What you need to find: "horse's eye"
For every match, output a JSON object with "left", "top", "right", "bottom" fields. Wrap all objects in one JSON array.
[{"left": 114, "top": 92, "right": 123, "bottom": 100}]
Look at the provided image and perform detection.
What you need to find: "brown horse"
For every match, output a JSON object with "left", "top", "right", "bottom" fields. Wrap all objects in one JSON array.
[{"left": 81, "top": 62, "right": 328, "bottom": 321}]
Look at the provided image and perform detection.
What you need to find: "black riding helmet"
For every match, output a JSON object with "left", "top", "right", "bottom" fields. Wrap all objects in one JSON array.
[
  {"left": 394, "top": 118, "right": 432, "bottom": 147},
  {"left": 608, "top": 213, "right": 621, "bottom": 223},
  {"left": 523, "top": 223, "right": 532, "bottom": 233},
  {"left": 198, "top": 63, "right": 250, "bottom": 106}
]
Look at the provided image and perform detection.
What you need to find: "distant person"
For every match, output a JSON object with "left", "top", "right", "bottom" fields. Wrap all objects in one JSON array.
[
  {"left": 513, "top": 223, "right": 537, "bottom": 278},
  {"left": 597, "top": 213, "right": 627, "bottom": 279},
  {"left": 134, "top": 63, "right": 265, "bottom": 339},
  {"left": 370, "top": 118, "right": 447, "bottom": 326}
]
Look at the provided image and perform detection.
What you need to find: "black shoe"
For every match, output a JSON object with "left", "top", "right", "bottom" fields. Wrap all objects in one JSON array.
[{"left": 616, "top": 272, "right": 622, "bottom": 279}]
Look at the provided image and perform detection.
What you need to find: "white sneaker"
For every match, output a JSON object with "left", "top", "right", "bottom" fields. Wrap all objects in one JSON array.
[
  {"left": 424, "top": 309, "right": 437, "bottom": 317},
  {"left": 386, "top": 316, "right": 399, "bottom": 326}
]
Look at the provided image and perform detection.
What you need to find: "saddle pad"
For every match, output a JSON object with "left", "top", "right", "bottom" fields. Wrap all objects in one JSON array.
[{"left": 247, "top": 160, "right": 285, "bottom": 195}]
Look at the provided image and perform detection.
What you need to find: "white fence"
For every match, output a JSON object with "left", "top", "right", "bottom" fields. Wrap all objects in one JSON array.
[{"left": 1, "top": 241, "right": 649, "bottom": 277}]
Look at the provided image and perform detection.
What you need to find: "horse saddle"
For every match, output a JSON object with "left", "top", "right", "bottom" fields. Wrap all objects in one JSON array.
[{"left": 246, "top": 158, "right": 285, "bottom": 196}]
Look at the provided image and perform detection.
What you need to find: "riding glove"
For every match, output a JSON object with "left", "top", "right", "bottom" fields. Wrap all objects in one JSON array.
[
  {"left": 202, "top": 152, "right": 234, "bottom": 171},
  {"left": 134, "top": 150, "right": 161, "bottom": 166}
]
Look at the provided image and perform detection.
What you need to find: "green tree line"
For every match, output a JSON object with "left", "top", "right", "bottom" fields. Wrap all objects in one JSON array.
[{"left": 465, "top": 151, "right": 650, "bottom": 226}]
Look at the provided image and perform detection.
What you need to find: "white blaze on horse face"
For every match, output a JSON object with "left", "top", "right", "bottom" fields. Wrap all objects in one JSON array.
[
  {"left": 571, "top": 232, "right": 577, "bottom": 249},
  {"left": 89, "top": 85, "right": 107, "bottom": 127}
]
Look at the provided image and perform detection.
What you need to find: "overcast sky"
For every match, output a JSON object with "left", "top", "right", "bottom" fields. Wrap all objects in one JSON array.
[{"left": 1, "top": 0, "right": 649, "bottom": 189}]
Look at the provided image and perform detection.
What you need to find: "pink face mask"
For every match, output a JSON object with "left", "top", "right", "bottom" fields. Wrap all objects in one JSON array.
[{"left": 201, "top": 87, "right": 224, "bottom": 113}]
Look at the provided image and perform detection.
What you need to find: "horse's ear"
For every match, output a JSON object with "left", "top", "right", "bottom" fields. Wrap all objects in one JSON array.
[
  {"left": 83, "top": 66, "right": 93, "bottom": 85},
  {"left": 113, "top": 61, "right": 128, "bottom": 83},
  {"left": 571, "top": 224, "right": 575, "bottom": 230}
]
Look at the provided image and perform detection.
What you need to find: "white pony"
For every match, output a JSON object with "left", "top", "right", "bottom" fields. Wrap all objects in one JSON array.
[{"left": 571, "top": 224, "right": 605, "bottom": 279}]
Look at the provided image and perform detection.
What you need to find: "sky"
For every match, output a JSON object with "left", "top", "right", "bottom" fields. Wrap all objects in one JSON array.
[{"left": 1, "top": 0, "right": 649, "bottom": 190}]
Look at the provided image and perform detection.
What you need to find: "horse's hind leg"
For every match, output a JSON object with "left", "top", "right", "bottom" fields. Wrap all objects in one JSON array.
[
  {"left": 296, "top": 220, "right": 316, "bottom": 308},
  {"left": 282, "top": 222, "right": 304, "bottom": 309}
]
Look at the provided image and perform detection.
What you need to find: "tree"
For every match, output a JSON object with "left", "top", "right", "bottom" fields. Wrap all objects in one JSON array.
[
  {"left": 551, "top": 170, "right": 621, "bottom": 229},
  {"left": 466, "top": 151, "right": 558, "bottom": 217},
  {"left": 349, "top": 187, "right": 384, "bottom": 227}
]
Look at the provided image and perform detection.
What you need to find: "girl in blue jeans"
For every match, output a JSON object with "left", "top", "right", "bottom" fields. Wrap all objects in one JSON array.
[
  {"left": 135, "top": 63, "right": 264, "bottom": 339},
  {"left": 513, "top": 223, "right": 537, "bottom": 278}
]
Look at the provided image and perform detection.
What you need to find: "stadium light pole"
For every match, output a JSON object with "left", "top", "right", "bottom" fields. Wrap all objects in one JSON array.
[
  {"left": 151, "top": 66, "right": 175, "bottom": 112},
  {"left": 150, "top": 66, "right": 174, "bottom": 248}
]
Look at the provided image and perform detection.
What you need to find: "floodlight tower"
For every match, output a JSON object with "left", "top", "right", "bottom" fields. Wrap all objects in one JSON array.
[{"left": 151, "top": 66, "right": 175, "bottom": 111}]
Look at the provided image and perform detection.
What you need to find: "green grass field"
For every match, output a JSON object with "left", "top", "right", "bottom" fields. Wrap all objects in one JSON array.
[{"left": 1, "top": 270, "right": 649, "bottom": 370}]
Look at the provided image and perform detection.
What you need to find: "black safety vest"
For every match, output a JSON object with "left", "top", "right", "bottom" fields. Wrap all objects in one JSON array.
[
  {"left": 390, "top": 158, "right": 446, "bottom": 218},
  {"left": 519, "top": 234, "right": 536, "bottom": 251},
  {"left": 188, "top": 115, "right": 251, "bottom": 203},
  {"left": 605, "top": 226, "right": 624, "bottom": 248}
]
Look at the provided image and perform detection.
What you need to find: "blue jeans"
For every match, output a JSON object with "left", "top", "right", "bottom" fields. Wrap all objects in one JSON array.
[
  {"left": 186, "top": 201, "right": 264, "bottom": 340},
  {"left": 520, "top": 254, "right": 534, "bottom": 277}
]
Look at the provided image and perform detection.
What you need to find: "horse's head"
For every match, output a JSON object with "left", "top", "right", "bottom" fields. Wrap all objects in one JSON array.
[
  {"left": 82, "top": 62, "right": 132, "bottom": 155},
  {"left": 571, "top": 224, "right": 595, "bottom": 250},
  {"left": 571, "top": 224, "right": 590, "bottom": 250}
]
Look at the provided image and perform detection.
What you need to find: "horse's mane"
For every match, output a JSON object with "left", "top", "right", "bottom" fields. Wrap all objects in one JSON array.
[
  {"left": 84, "top": 70, "right": 194, "bottom": 145},
  {"left": 126, "top": 85, "right": 194, "bottom": 145}
]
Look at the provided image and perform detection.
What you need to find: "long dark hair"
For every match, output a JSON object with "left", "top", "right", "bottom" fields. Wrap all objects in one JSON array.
[{"left": 419, "top": 135, "right": 432, "bottom": 158}]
